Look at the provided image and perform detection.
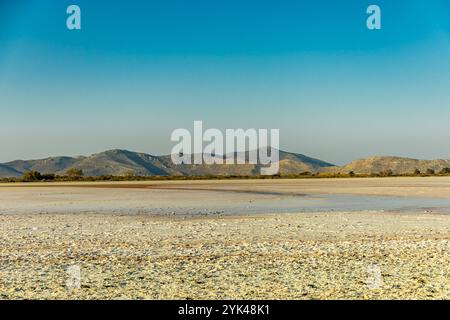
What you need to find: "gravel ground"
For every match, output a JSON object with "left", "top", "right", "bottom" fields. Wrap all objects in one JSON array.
[{"left": 0, "top": 211, "right": 448, "bottom": 300}]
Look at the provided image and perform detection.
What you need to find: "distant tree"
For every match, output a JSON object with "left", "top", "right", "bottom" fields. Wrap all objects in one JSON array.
[
  {"left": 348, "top": 171, "right": 355, "bottom": 177},
  {"left": 22, "top": 171, "right": 42, "bottom": 181},
  {"left": 439, "top": 167, "right": 450, "bottom": 175},
  {"left": 426, "top": 169, "right": 435, "bottom": 175},
  {"left": 124, "top": 170, "right": 136, "bottom": 178},
  {"left": 380, "top": 169, "right": 394, "bottom": 177},
  {"left": 66, "top": 168, "right": 84, "bottom": 179},
  {"left": 413, "top": 169, "right": 421, "bottom": 175}
]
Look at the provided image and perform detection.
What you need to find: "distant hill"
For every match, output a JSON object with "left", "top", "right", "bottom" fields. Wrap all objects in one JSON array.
[
  {"left": 158, "top": 149, "right": 335, "bottom": 176},
  {"left": 4, "top": 156, "right": 81, "bottom": 175},
  {"left": 68, "top": 150, "right": 179, "bottom": 177},
  {"left": 3, "top": 150, "right": 450, "bottom": 178},
  {"left": 0, "top": 164, "right": 22, "bottom": 178},
  {"left": 0, "top": 149, "right": 334, "bottom": 177},
  {"left": 328, "top": 156, "right": 450, "bottom": 175},
  {"left": 279, "top": 150, "right": 335, "bottom": 174}
]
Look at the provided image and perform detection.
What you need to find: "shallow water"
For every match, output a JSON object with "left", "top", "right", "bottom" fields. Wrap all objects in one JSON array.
[
  {"left": 270, "top": 194, "right": 450, "bottom": 213},
  {"left": 2, "top": 186, "right": 450, "bottom": 215},
  {"left": 174, "top": 193, "right": 450, "bottom": 215}
]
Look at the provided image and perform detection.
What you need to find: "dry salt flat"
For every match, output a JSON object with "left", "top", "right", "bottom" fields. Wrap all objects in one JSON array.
[{"left": 0, "top": 178, "right": 449, "bottom": 299}]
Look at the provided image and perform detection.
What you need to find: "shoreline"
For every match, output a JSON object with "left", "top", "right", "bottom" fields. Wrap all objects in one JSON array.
[{"left": 3, "top": 178, "right": 450, "bottom": 217}]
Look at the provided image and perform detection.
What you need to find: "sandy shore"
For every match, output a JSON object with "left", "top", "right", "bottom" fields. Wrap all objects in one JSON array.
[
  {"left": 4, "top": 176, "right": 450, "bottom": 197},
  {"left": 0, "top": 178, "right": 449, "bottom": 299}
]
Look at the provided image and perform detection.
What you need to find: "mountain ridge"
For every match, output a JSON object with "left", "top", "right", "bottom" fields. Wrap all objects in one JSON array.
[
  {"left": 2, "top": 149, "right": 450, "bottom": 178},
  {"left": 328, "top": 156, "right": 450, "bottom": 175},
  {"left": 0, "top": 149, "right": 334, "bottom": 177}
]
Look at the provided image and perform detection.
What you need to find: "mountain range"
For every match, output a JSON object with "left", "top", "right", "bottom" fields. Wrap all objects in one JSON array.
[{"left": 1, "top": 149, "right": 450, "bottom": 178}]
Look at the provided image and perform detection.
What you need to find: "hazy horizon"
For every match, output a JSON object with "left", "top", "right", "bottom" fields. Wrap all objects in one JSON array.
[{"left": 2, "top": 1, "right": 450, "bottom": 165}]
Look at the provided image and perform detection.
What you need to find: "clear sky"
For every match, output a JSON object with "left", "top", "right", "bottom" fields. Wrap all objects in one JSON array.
[{"left": 1, "top": 0, "right": 450, "bottom": 164}]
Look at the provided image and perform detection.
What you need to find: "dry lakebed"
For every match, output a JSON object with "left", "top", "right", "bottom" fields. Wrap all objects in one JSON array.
[{"left": 0, "top": 177, "right": 449, "bottom": 299}]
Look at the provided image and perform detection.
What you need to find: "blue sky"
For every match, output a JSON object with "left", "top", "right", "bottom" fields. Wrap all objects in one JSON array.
[{"left": 1, "top": 0, "right": 450, "bottom": 164}]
